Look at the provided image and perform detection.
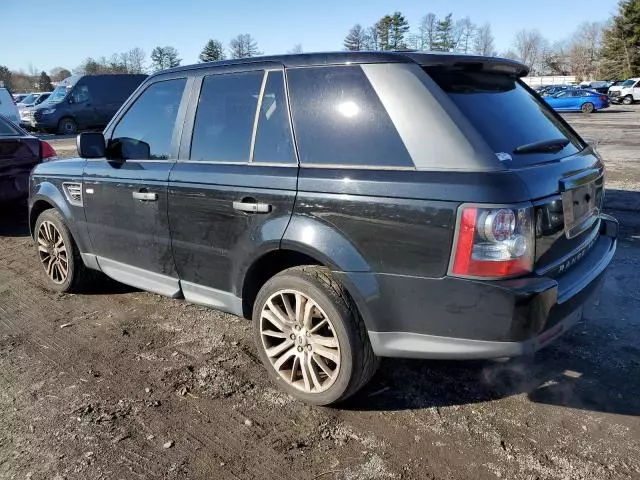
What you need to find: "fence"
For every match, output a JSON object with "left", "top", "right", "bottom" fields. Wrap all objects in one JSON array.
[{"left": 522, "top": 76, "right": 577, "bottom": 86}]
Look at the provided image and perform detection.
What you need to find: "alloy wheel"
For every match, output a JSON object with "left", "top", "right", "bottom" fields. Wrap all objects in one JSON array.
[
  {"left": 259, "top": 290, "right": 341, "bottom": 393},
  {"left": 37, "top": 220, "right": 69, "bottom": 284}
]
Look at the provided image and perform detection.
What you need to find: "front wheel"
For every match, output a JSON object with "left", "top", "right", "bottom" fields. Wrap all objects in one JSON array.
[
  {"left": 253, "top": 266, "right": 379, "bottom": 405},
  {"left": 34, "top": 209, "right": 94, "bottom": 293},
  {"left": 622, "top": 95, "right": 634, "bottom": 105},
  {"left": 581, "top": 102, "right": 595, "bottom": 114},
  {"left": 57, "top": 117, "right": 78, "bottom": 135}
]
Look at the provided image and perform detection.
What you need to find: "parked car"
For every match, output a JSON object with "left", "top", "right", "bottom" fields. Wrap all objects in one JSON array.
[
  {"left": 0, "top": 115, "right": 57, "bottom": 203},
  {"left": 13, "top": 93, "right": 29, "bottom": 103},
  {"left": 539, "top": 85, "right": 572, "bottom": 96},
  {"left": 608, "top": 78, "right": 640, "bottom": 105},
  {"left": 544, "top": 89, "right": 610, "bottom": 113},
  {"left": 0, "top": 87, "right": 20, "bottom": 124},
  {"left": 18, "top": 93, "right": 52, "bottom": 128},
  {"left": 29, "top": 52, "right": 617, "bottom": 405},
  {"left": 26, "top": 74, "right": 147, "bottom": 134},
  {"left": 17, "top": 92, "right": 51, "bottom": 108},
  {"left": 579, "top": 81, "right": 610, "bottom": 94}
]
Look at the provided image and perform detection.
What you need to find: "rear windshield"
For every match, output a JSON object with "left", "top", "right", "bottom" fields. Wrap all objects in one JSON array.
[
  {"left": 0, "top": 116, "right": 20, "bottom": 136},
  {"left": 425, "top": 69, "right": 584, "bottom": 166}
]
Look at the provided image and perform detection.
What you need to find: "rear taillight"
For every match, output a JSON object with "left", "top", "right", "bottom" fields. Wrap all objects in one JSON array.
[
  {"left": 600, "top": 95, "right": 608, "bottom": 102},
  {"left": 40, "top": 140, "right": 58, "bottom": 161},
  {"left": 450, "top": 205, "right": 534, "bottom": 279}
]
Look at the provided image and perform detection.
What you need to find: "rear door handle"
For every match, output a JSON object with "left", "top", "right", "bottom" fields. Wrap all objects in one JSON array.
[
  {"left": 133, "top": 190, "right": 158, "bottom": 202},
  {"left": 233, "top": 201, "right": 271, "bottom": 214}
]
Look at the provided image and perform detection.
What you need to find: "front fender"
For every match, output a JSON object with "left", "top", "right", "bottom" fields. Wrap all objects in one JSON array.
[{"left": 29, "top": 180, "right": 91, "bottom": 254}]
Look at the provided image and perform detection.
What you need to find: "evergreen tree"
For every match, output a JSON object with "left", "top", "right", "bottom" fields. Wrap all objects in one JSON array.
[
  {"left": 376, "top": 15, "right": 393, "bottom": 50},
  {"left": 344, "top": 24, "right": 366, "bottom": 51},
  {"left": 0, "top": 65, "right": 12, "bottom": 90},
  {"left": 38, "top": 71, "right": 53, "bottom": 91},
  {"left": 600, "top": 0, "right": 640, "bottom": 78},
  {"left": 199, "top": 39, "right": 225, "bottom": 62},
  {"left": 389, "top": 12, "right": 410, "bottom": 50},
  {"left": 434, "top": 13, "right": 455, "bottom": 51}
]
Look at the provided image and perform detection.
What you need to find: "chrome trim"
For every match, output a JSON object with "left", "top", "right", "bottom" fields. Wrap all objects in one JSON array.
[
  {"left": 249, "top": 71, "right": 269, "bottom": 163},
  {"left": 62, "top": 182, "right": 83, "bottom": 207}
]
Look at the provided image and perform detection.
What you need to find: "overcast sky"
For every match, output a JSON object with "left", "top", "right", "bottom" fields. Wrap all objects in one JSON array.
[{"left": 2, "top": 0, "right": 619, "bottom": 72}]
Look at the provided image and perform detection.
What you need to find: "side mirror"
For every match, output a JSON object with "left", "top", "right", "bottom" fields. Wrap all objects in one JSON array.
[{"left": 77, "top": 132, "right": 105, "bottom": 158}]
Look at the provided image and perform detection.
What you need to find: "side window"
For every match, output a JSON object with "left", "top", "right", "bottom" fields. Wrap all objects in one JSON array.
[
  {"left": 253, "top": 71, "right": 296, "bottom": 163},
  {"left": 72, "top": 85, "right": 90, "bottom": 103},
  {"left": 287, "top": 65, "right": 413, "bottom": 167},
  {"left": 110, "top": 78, "right": 186, "bottom": 160},
  {"left": 190, "top": 71, "right": 263, "bottom": 162}
]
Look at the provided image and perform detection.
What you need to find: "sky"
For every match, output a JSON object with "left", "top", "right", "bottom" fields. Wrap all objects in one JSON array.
[{"left": 2, "top": 0, "right": 621, "bottom": 73}]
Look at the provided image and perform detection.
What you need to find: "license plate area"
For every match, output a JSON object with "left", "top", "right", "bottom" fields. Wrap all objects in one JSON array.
[{"left": 561, "top": 175, "right": 603, "bottom": 239}]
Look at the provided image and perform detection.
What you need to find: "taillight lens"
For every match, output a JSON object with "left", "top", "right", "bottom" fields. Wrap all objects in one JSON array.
[
  {"left": 600, "top": 95, "right": 608, "bottom": 102},
  {"left": 451, "top": 205, "right": 534, "bottom": 279},
  {"left": 40, "top": 140, "right": 58, "bottom": 161}
]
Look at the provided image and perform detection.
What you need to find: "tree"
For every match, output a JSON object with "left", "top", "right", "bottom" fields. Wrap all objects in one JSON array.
[
  {"left": 229, "top": 34, "right": 262, "bottom": 59},
  {"left": 434, "top": 13, "right": 455, "bottom": 51},
  {"left": 600, "top": 0, "right": 640, "bottom": 79},
  {"left": 38, "top": 71, "right": 53, "bottom": 91},
  {"left": 77, "top": 57, "right": 101, "bottom": 74},
  {"left": 288, "top": 44, "right": 303, "bottom": 54},
  {"left": 454, "top": 17, "right": 475, "bottom": 53},
  {"left": 150, "top": 46, "right": 181, "bottom": 71},
  {"left": 344, "top": 24, "right": 367, "bottom": 51},
  {"left": 513, "top": 29, "right": 546, "bottom": 74},
  {"left": 415, "top": 13, "right": 438, "bottom": 50},
  {"left": 389, "top": 12, "right": 410, "bottom": 50},
  {"left": 0, "top": 65, "right": 12, "bottom": 89},
  {"left": 126, "top": 48, "right": 146, "bottom": 73},
  {"left": 50, "top": 67, "right": 72, "bottom": 82},
  {"left": 566, "top": 23, "right": 603, "bottom": 80},
  {"left": 473, "top": 23, "right": 496, "bottom": 56},
  {"left": 375, "top": 15, "right": 393, "bottom": 50},
  {"left": 363, "top": 25, "right": 380, "bottom": 50},
  {"left": 199, "top": 39, "right": 225, "bottom": 62}
]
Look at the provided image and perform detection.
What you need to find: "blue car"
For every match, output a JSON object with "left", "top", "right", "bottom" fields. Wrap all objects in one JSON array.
[{"left": 544, "top": 89, "right": 610, "bottom": 113}]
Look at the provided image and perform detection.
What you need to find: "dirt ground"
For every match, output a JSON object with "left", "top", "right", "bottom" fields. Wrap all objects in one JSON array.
[{"left": 1, "top": 106, "right": 639, "bottom": 480}]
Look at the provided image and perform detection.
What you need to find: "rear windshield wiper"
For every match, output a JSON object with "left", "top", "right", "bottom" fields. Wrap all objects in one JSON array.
[{"left": 513, "top": 138, "right": 570, "bottom": 155}]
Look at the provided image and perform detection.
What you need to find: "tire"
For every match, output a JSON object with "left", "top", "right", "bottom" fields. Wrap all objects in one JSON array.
[
  {"left": 57, "top": 117, "right": 77, "bottom": 135},
  {"left": 253, "top": 266, "right": 379, "bottom": 405},
  {"left": 581, "top": 102, "right": 595, "bottom": 114},
  {"left": 622, "top": 95, "right": 633, "bottom": 106},
  {"left": 34, "top": 209, "right": 94, "bottom": 293}
]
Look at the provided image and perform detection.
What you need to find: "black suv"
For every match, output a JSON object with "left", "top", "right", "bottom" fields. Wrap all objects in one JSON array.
[{"left": 29, "top": 52, "right": 618, "bottom": 405}]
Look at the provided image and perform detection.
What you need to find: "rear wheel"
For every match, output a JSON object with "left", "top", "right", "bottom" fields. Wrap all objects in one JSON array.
[
  {"left": 622, "top": 95, "right": 634, "bottom": 105},
  {"left": 57, "top": 117, "right": 77, "bottom": 135},
  {"left": 253, "top": 266, "right": 379, "bottom": 405},
  {"left": 34, "top": 209, "right": 94, "bottom": 293},
  {"left": 581, "top": 102, "right": 595, "bottom": 114}
]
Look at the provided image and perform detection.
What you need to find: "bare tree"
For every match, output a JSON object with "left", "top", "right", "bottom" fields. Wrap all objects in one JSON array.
[
  {"left": 229, "top": 34, "right": 262, "bottom": 59},
  {"left": 567, "top": 22, "right": 604, "bottom": 80},
  {"left": 363, "top": 25, "right": 379, "bottom": 50},
  {"left": 127, "top": 48, "right": 146, "bottom": 74},
  {"left": 288, "top": 44, "right": 303, "bottom": 54},
  {"left": 344, "top": 24, "right": 367, "bottom": 51},
  {"left": 473, "top": 23, "right": 496, "bottom": 56},
  {"left": 417, "top": 13, "right": 438, "bottom": 50},
  {"left": 454, "top": 17, "right": 475, "bottom": 53},
  {"left": 513, "top": 29, "right": 546, "bottom": 74}
]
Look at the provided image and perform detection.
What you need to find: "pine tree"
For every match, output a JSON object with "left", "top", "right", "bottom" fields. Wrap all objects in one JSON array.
[
  {"left": 434, "top": 13, "right": 454, "bottom": 51},
  {"left": 344, "top": 24, "right": 366, "bottom": 51},
  {"left": 199, "top": 39, "right": 225, "bottom": 63},
  {"left": 38, "top": 71, "right": 53, "bottom": 91},
  {"left": 600, "top": 0, "right": 640, "bottom": 79},
  {"left": 389, "top": 12, "right": 410, "bottom": 50},
  {"left": 376, "top": 15, "right": 393, "bottom": 50},
  {"left": 0, "top": 66, "right": 12, "bottom": 90}
]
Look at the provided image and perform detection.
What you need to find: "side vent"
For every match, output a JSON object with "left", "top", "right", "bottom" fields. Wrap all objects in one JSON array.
[{"left": 62, "top": 182, "right": 83, "bottom": 207}]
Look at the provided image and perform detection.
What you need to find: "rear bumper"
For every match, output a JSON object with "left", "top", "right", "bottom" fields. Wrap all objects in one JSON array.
[{"left": 338, "top": 214, "right": 618, "bottom": 360}]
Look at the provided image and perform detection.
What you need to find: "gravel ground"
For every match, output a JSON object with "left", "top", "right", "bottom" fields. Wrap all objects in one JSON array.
[{"left": 1, "top": 105, "right": 639, "bottom": 480}]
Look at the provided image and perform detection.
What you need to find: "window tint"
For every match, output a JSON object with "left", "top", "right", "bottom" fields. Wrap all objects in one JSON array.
[
  {"left": 72, "top": 85, "right": 90, "bottom": 103},
  {"left": 426, "top": 69, "right": 583, "bottom": 167},
  {"left": 190, "top": 71, "right": 263, "bottom": 162},
  {"left": 111, "top": 78, "right": 186, "bottom": 160},
  {"left": 253, "top": 71, "right": 296, "bottom": 163},
  {"left": 287, "top": 66, "right": 413, "bottom": 167}
]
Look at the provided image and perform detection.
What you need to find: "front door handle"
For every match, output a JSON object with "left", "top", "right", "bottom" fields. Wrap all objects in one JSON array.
[
  {"left": 233, "top": 200, "right": 271, "bottom": 214},
  {"left": 133, "top": 190, "right": 158, "bottom": 202}
]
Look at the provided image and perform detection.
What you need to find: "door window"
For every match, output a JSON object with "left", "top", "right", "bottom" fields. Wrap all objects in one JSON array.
[
  {"left": 72, "top": 85, "right": 91, "bottom": 103},
  {"left": 252, "top": 71, "right": 296, "bottom": 163},
  {"left": 110, "top": 78, "right": 187, "bottom": 160},
  {"left": 190, "top": 71, "right": 263, "bottom": 162},
  {"left": 287, "top": 65, "right": 413, "bottom": 167}
]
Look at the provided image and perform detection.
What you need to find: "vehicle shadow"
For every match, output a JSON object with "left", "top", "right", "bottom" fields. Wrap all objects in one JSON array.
[{"left": 0, "top": 201, "right": 30, "bottom": 237}]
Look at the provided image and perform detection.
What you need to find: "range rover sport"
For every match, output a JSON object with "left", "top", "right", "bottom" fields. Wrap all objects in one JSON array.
[{"left": 29, "top": 52, "right": 618, "bottom": 405}]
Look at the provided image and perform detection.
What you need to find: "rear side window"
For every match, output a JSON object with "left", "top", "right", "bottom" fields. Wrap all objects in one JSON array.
[
  {"left": 426, "top": 69, "right": 583, "bottom": 166},
  {"left": 190, "top": 71, "right": 263, "bottom": 162},
  {"left": 287, "top": 66, "right": 413, "bottom": 168},
  {"left": 253, "top": 71, "right": 296, "bottom": 163},
  {"left": 111, "top": 78, "right": 186, "bottom": 160}
]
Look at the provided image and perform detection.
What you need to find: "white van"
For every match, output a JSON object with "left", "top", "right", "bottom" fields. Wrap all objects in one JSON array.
[{"left": 0, "top": 88, "right": 20, "bottom": 124}]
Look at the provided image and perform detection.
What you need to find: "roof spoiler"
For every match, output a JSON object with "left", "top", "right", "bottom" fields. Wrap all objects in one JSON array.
[{"left": 402, "top": 53, "right": 530, "bottom": 78}]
